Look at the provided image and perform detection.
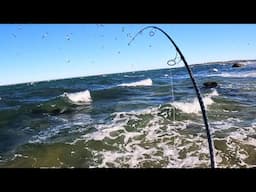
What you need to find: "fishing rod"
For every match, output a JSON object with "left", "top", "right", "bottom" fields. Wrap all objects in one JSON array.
[{"left": 129, "top": 26, "right": 216, "bottom": 168}]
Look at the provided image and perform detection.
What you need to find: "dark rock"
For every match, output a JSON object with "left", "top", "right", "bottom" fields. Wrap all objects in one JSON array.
[
  {"left": 203, "top": 81, "right": 218, "bottom": 88},
  {"left": 119, "top": 114, "right": 125, "bottom": 118},
  {"left": 232, "top": 63, "right": 245, "bottom": 68}
]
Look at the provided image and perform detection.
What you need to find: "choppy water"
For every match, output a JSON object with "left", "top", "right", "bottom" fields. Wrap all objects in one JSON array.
[{"left": 0, "top": 62, "right": 256, "bottom": 168}]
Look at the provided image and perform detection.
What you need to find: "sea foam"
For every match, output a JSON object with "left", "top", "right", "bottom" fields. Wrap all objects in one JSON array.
[
  {"left": 63, "top": 90, "right": 92, "bottom": 104},
  {"left": 119, "top": 78, "right": 153, "bottom": 87},
  {"left": 208, "top": 71, "right": 256, "bottom": 78},
  {"left": 172, "top": 89, "right": 219, "bottom": 114}
]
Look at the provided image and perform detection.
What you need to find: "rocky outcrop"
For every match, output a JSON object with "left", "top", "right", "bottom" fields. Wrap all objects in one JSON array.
[
  {"left": 232, "top": 63, "right": 245, "bottom": 68},
  {"left": 203, "top": 81, "right": 218, "bottom": 88}
]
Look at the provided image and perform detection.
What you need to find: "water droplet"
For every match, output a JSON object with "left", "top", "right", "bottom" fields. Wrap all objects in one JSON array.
[
  {"left": 65, "top": 36, "right": 70, "bottom": 40},
  {"left": 66, "top": 59, "right": 71, "bottom": 63},
  {"left": 65, "top": 33, "right": 72, "bottom": 40},
  {"left": 149, "top": 44, "right": 152, "bottom": 48},
  {"left": 114, "top": 37, "right": 117, "bottom": 40},
  {"left": 11, "top": 33, "right": 16, "bottom": 38},
  {"left": 42, "top": 32, "right": 48, "bottom": 39},
  {"left": 127, "top": 33, "right": 132, "bottom": 38},
  {"left": 122, "top": 27, "right": 125, "bottom": 32},
  {"left": 149, "top": 31, "right": 155, "bottom": 37},
  {"left": 117, "top": 51, "right": 120, "bottom": 54}
]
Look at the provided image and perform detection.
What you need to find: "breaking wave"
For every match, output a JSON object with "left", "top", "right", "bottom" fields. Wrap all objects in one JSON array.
[
  {"left": 62, "top": 90, "right": 92, "bottom": 105},
  {"left": 118, "top": 78, "right": 153, "bottom": 87}
]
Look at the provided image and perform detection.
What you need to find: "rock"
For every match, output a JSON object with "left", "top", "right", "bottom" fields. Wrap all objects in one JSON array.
[
  {"left": 232, "top": 63, "right": 245, "bottom": 68},
  {"left": 119, "top": 113, "right": 125, "bottom": 118},
  {"left": 203, "top": 81, "right": 218, "bottom": 88}
]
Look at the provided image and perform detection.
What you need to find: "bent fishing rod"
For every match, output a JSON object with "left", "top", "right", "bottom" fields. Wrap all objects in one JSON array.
[{"left": 129, "top": 26, "right": 216, "bottom": 168}]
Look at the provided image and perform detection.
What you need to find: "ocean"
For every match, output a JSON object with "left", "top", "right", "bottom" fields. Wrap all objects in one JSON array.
[{"left": 0, "top": 61, "right": 256, "bottom": 168}]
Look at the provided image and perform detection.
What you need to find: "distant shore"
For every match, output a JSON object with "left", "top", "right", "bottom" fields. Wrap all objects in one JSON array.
[{"left": 195, "top": 59, "right": 256, "bottom": 65}]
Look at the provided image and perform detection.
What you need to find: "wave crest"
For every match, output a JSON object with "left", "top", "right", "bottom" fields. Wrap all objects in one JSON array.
[
  {"left": 172, "top": 90, "right": 219, "bottom": 114},
  {"left": 118, "top": 78, "right": 153, "bottom": 87},
  {"left": 62, "top": 90, "right": 92, "bottom": 105}
]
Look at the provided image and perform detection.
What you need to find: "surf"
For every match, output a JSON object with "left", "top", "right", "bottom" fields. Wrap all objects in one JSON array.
[
  {"left": 172, "top": 89, "right": 219, "bottom": 114},
  {"left": 62, "top": 90, "right": 92, "bottom": 105},
  {"left": 118, "top": 78, "right": 153, "bottom": 87}
]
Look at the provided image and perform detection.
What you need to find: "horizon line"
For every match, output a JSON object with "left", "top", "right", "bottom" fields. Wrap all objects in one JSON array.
[{"left": 1, "top": 58, "right": 255, "bottom": 87}]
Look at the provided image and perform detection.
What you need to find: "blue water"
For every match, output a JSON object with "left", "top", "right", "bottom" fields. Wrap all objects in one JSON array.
[{"left": 0, "top": 62, "right": 256, "bottom": 168}]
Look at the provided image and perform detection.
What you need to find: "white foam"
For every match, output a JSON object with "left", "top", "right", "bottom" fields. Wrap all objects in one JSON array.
[
  {"left": 172, "top": 90, "right": 219, "bottom": 114},
  {"left": 124, "top": 74, "right": 145, "bottom": 78},
  {"left": 12, "top": 153, "right": 29, "bottom": 161},
  {"left": 209, "top": 72, "right": 256, "bottom": 78},
  {"left": 210, "top": 118, "right": 241, "bottom": 133},
  {"left": 70, "top": 105, "right": 211, "bottom": 168},
  {"left": 63, "top": 90, "right": 92, "bottom": 104},
  {"left": 213, "top": 68, "right": 218, "bottom": 72},
  {"left": 64, "top": 93, "right": 256, "bottom": 168},
  {"left": 29, "top": 114, "right": 93, "bottom": 143},
  {"left": 118, "top": 78, "right": 152, "bottom": 87}
]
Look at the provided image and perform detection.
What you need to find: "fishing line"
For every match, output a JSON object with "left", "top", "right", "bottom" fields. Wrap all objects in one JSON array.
[
  {"left": 167, "top": 52, "right": 178, "bottom": 122},
  {"left": 128, "top": 26, "right": 216, "bottom": 168},
  {"left": 170, "top": 67, "right": 175, "bottom": 122}
]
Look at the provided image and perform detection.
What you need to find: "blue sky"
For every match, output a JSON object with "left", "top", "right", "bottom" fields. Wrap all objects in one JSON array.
[{"left": 0, "top": 24, "right": 256, "bottom": 85}]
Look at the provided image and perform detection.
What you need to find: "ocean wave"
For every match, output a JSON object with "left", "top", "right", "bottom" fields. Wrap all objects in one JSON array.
[
  {"left": 70, "top": 106, "right": 209, "bottom": 168},
  {"left": 118, "top": 78, "right": 153, "bottom": 87},
  {"left": 172, "top": 89, "right": 219, "bottom": 114},
  {"left": 62, "top": 90, "right": 92, "bottom": 105},
  {"left": 8, "top": 94, "right": 256, "bottom": 168},
  {"left": 67, "top": 104, "right": 256, "bottom": 168},
  {"left": 124, "top": 74, "right": 145, "bottom": 78},
  {"left": 208, "top": 72, "right": 256, "bottom": 78},
  {"left": 29, "top": 82, "right": 35, "bottom": 85},
  {"left": 29, "top": 114, "right": 93, "bottom": 143}
]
